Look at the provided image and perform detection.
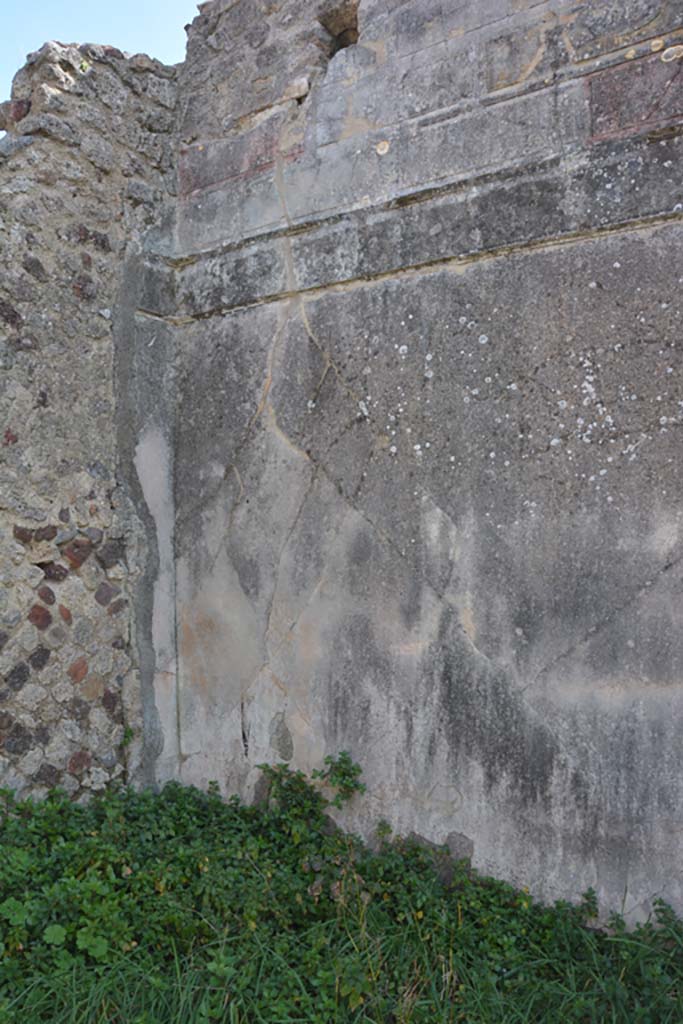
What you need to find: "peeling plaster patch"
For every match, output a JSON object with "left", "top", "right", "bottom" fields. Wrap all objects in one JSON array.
[{"left": 134, "top": 426, "right": 178, "bottom": 779}]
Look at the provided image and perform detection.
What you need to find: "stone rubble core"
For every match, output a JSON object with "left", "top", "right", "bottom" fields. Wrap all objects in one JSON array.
[{"left": 1, "top": 0, "right": 683, "bottom": 919}]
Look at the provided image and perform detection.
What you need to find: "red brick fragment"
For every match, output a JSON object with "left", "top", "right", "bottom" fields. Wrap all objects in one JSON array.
[
  {"left": 67, "top": 750, "right": 91, "bottom": 776},
  {"left": 58, "top": 605, "right": 72, "bottom": 625},
  {"left": 10, "top": 98, "right": 30, "bottom": 123},
  {"left": 3, "top": 429, "right": 18, "bottom": 446},
  {"left": 37, "top": 585, "right": 56, "bottom": 605},
  {"left": 28, "top": 604, "right": 52, "bottom": 630},
  {"left": 72, "top": 273, "right": 97, "bottom": 301},
  {"left": 67, "top": 657, "right": 88, "bottom": 684},
  {"left": 39, "top": 562, "right": 69, "bottom": 581},
  {"left": 34, "top": 525, "right": 57, "bottom": 542},
  {"left": 63, "top": 539, "right": 92, "bottom": 568}
]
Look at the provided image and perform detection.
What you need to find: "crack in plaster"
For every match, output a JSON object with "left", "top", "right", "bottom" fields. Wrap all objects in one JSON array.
[
  {"left": 524, "top": 549, "right": 683, "bottom": 692},
  {"left": 173, "top": 303, "right": 292, "bottom": 536}
]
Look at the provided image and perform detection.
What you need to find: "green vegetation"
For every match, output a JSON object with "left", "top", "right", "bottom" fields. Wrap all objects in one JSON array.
[{"left": 0, "top": 757, "right": 681, "bottom": 1023}]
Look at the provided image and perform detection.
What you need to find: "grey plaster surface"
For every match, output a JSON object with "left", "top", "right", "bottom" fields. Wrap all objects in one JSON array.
[
  {"left": 3, "top": 0, "right": 683, "bottom": 918},
  {"left": 167, "top": 0, "right": 683, "bottom": 918}
]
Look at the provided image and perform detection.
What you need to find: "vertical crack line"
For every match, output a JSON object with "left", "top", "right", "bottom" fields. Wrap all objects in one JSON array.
[
  {"left": 250, "top": 303, "right": 288, "bottom": 426},
  {"left": 171, "top": 348, "right": 181, "bottom": 770},
  {"left": 311, "top": 362, "right": 331, "bottom": 406},
  {"left": 298, "top": 298, "right": 365, "bottom": 408},
  {"left": 252, "top": 299, "right": 305, "bottom": 438},
  {"left": 240, "top": 698, "right": 249, "bottom": 759},
  {"left": 273, "top": 133, "right": 298, "bottom": 294},
  {"left": 227, "top": 464, "right": 245, "bottom": 530},
  {"left": 173, "top": 307, "right": 291, "bottom": 537}
]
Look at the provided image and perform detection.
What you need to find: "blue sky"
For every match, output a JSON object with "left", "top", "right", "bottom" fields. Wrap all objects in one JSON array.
[{"left": 1, "top": 0, "right": 199, "bottom": 101}]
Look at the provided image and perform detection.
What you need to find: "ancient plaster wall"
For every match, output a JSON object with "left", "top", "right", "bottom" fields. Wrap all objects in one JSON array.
[
  {"left": 3, "top": 0, "right": 683, "bottom": 919},
  {"left": 0, "top": 42, "right": 176, "bottom": 795},
  {"left": 154, "top": 0, "right": 683, "bottom": 919}
]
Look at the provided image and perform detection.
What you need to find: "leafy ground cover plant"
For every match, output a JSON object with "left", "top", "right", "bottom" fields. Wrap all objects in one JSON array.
[{"left": 0, "top": 757, "right": 681, "bottom": 1023}]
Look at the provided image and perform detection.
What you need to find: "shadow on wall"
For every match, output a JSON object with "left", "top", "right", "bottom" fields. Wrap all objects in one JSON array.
[{"left": 319, "top": 1, "right": 359, "bottom": 56}]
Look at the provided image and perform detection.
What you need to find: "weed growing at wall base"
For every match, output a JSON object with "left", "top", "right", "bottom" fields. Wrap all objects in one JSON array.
[{"left": 0, "top": 758, "right": 681, "bottom": 1023}]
